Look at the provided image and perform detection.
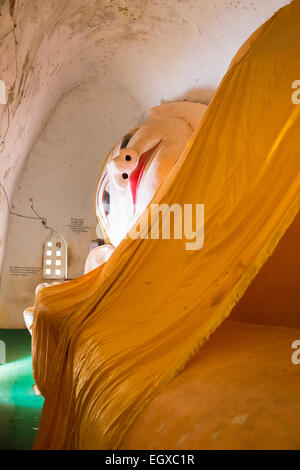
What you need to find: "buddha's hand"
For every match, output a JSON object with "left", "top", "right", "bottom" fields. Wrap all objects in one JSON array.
[
  {"left": 84, "top": 244, "right": 115, "bottom": 274},
  {"left": 35, "top": 281, "right": 62, "bottom": 296}
]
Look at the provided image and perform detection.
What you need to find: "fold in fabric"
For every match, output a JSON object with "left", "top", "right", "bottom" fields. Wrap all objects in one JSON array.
[{"left": 32, "top": 0, "right": 300, "bottom": 449}]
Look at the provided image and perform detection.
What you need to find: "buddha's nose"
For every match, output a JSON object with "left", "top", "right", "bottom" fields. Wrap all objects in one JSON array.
[
  {"left": 106, "top": 148, "right": 139, "bottom": 187},
  {"left": 114, "top": 148, "right": 139, "bottom": 174}
]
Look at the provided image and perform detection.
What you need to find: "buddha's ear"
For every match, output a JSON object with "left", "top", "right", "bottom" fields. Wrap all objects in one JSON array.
[{"left": 149, "top": 101, "right": 208, "bottom": 131}]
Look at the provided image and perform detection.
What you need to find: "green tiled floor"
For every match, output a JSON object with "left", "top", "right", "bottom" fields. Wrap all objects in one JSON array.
[{"left": 0, "top": 329, "right": 44, "bottom": 450}]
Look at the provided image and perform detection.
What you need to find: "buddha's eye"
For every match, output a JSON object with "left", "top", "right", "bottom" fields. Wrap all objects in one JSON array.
[
  {"left": 120, "top": 134, "right": 131, "bottom": 150},
  {"left": 120, "top": 127, "right": 139, "bottom": 150}
]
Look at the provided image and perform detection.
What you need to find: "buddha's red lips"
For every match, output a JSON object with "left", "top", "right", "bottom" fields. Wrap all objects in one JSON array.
[{"left": 129, "top": 141, "right": 161, "bottom": 212}]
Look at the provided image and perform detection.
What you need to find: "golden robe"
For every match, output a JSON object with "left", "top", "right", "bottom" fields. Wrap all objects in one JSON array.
[{"left": 32, "top": 0, "right": 300, "bottom": 449}]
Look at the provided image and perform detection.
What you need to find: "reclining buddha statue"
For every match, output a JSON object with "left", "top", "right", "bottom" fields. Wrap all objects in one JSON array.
[
  {"left": 84, "top": 101, "right": 208, "bottom": 273},
  {"left": 23, "top": 101, "right": 207, "bottom": 334}
]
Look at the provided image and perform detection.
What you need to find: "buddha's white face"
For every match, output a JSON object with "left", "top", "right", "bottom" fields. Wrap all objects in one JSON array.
[{"left": 96, "top": 101, "right": 207, "bottom": 247}]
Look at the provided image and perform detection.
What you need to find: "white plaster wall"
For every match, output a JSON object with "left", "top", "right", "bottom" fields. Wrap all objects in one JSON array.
[
  {"left": 0, "top": 77, "right": 145, "bottom": 327},
  {"left": 0, "top": 0, "right": 290, "bottom": 327}
]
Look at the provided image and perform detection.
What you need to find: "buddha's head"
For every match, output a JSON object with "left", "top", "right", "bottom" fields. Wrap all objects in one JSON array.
[{"left": 96, "top": 101, "right": 207, "bottom": 247}]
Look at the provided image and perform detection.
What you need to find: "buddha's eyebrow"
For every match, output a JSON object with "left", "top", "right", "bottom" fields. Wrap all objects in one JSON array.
[{"left": 120, "top": 128, "right": 139, "bottom": 149}]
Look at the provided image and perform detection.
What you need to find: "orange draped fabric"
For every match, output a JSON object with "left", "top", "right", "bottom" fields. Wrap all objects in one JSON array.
[{"left": 32, "top": 1, "right": 300, "bottom": 449}]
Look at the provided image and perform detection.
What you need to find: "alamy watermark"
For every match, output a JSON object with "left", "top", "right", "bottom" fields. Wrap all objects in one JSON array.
[
  {"left": 291, "top": 340, "right": 300, "bottom": 365},
  {"left": 111, "top": 203, "right": 205, "bottom": 251},
  {"left": 291, "top": 80, "right": 300, "bottom": 104}
]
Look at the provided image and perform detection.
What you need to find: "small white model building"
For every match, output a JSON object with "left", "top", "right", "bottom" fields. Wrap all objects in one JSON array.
[{"left": 43, "top": 236, "right": 67, "bottom": 280}]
